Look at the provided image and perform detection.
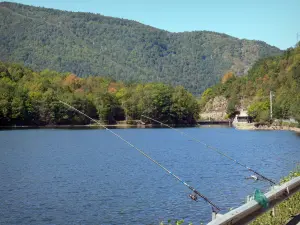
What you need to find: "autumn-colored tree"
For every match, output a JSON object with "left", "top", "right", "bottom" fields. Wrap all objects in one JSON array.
[
  {"left": 221, "top": 72, "right": 234, "bottom": 84},
  {"left": 63, "top": 73, "right": 82, "bottom": 91},
  {"left": 108, "top": 82, "right": 117, "bottom": 93}
]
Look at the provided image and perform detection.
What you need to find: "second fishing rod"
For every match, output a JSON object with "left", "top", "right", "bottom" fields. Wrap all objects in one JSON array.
[{"left": 141, "top": 115, "right": 276, "bottom": 185}]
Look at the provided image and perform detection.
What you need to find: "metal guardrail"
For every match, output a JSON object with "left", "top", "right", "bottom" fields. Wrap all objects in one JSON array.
[{"left": 207, "top": 176, "right": 300, "bottom": 225}]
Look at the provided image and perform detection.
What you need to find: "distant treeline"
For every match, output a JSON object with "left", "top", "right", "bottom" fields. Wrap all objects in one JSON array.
[
  {"left": 199, "top": 45, "right": 300, "bottom": 123},
  {"left": 0, "top": 61, "right": 199, "bottom": 126}
]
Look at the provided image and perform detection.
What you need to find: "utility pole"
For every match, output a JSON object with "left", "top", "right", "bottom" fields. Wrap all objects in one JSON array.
[
  {"left": 270, "top": 91, "right": 273, "bottom": 120},
  {"left": 295, "top": 33, "right": 300, "bottom": 47}
]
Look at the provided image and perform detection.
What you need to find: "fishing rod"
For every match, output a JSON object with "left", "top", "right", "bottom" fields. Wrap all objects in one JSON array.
[
  {"left": 58, "top": 100, "right": 221, "bottom": 212},
  {"left": 141, "top": 115, "right": 276, "bottom": 185}
]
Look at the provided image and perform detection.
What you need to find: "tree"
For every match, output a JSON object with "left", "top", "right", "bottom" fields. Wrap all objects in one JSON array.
[
  {"left": 199, "top": 87, "right": 213, "bottom": 110},
  {"left": 248, "top": 101, "right": 270, "bottom": 122},
  {"left": 0, "top": 77, "right": 15, "bottom": 125},
  {"left": 226, "top": 95, "right": 239, "bottom": 117},
  {"left": 95, "top": 93, "right": 124, "bottom": 124},
  {"left": 221, "top": 72, "right": 235, "bottom": 84},
  {"left": 170, "top": 86, "right": 199, "bottom": 124}
]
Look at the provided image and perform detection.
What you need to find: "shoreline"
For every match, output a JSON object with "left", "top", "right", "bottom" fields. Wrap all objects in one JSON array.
[
  {"left": 254, "top": 125, "right": 300, "bottom": 133},
  {"left": 233, "top": 122, "right": 300, "bottom": 133},
  {"left": 0, "top": 124, "right": 150, "bottom": 129},
  {"left": 1, "top": 123, "right": 299, "bottom": 133},
  {"left": 0, "top": 123, "right": 200, "bottom": 130}
]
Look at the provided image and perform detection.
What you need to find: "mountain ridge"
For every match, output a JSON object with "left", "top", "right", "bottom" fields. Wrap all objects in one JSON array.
[{"left": 0, "top": 2, "right": 282, "bottom": 94}]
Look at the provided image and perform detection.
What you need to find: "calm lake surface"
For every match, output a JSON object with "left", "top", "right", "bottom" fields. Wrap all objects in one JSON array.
[{"left": 0, "top": 127, "right": 299, "bottom": 224}]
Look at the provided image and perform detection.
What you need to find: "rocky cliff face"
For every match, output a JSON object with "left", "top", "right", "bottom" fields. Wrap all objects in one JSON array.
[
  {"left": 199, "top": 95, "right": 254, "bottom": 120},
  {"left": 200, "top": 96, "right": 228, "bottom": 120}
]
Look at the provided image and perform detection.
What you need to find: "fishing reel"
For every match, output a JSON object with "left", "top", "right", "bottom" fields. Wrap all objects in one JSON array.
[
  {"left": 245, "top": 174, "right": 259, "bottom": 181},
  {"left": 189, "top": 192, "right": 198, "bottom": 201}
]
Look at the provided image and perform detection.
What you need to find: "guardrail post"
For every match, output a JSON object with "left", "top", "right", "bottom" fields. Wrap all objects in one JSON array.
[
  {"left": 212, "top": 211, "right": 222, "bottom": 221},
  {"left": 212, "top": 211, "right": 217, "bottom": 221},
  {"left": 271, "top": 207, "right": 275, "bottom": 217},
  {"left": 246, "top": 195, "right": 253, "bottom": 202}
]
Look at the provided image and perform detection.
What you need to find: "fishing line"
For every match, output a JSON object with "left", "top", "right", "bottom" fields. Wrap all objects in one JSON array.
[
  {"left": 58, "top": 100, "right": 221, "bottom": 212},
  {"left": 141, "top": 115, "right": 276, "bottom": 185}
]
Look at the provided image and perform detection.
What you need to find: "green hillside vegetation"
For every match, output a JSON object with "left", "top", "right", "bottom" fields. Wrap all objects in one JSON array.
[
  {"left": 0, "top": 61, "right": 199, "bottom": 126},
  {"left": 199, "top": 44, "right": 300, "bottom": 124},
  {"left": 0, "top": 2, "right": 282, "bottom": 94}
]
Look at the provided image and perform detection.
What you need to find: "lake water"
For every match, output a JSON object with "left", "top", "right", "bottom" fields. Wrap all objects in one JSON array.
[{"left": 0, "top": 127, "right": 299, "bottom": 224}]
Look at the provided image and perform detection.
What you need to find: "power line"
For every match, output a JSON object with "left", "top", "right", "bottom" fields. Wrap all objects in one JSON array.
[
  {"left": 59, "top": 100, "right": 221, "bottom": 212},
  {"left": 141, "top": 115, "right": 276, "bottom": 185}
]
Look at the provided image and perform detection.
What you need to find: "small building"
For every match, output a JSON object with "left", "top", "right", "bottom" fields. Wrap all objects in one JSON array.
[{"left": 233, "top": 110, "right": 253, "bottom": 123}]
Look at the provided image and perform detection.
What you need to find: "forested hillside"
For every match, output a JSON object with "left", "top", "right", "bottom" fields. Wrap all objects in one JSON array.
[
  {"left": 199, "top": 44, "right": 300, "bottom": 123},
  {"left": 0, "top": 2, "right": 282, "bottom": 94},
  {"left": 0, "top": 61, "right": 199, "bottom": 126}
]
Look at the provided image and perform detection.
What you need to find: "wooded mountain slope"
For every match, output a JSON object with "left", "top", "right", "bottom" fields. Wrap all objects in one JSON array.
[{"left": 0, "top": 2, "right": 282, "bottom": 94}]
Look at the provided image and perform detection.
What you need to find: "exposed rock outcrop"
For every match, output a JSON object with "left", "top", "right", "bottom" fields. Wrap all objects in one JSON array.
[{"left": 200, "top": 96, "right": 228, "bottom": 120}]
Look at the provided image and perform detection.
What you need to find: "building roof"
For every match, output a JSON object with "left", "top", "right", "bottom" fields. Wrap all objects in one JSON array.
[{"left": 238, "top": 110, "right": 249, "bottom": 117}]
